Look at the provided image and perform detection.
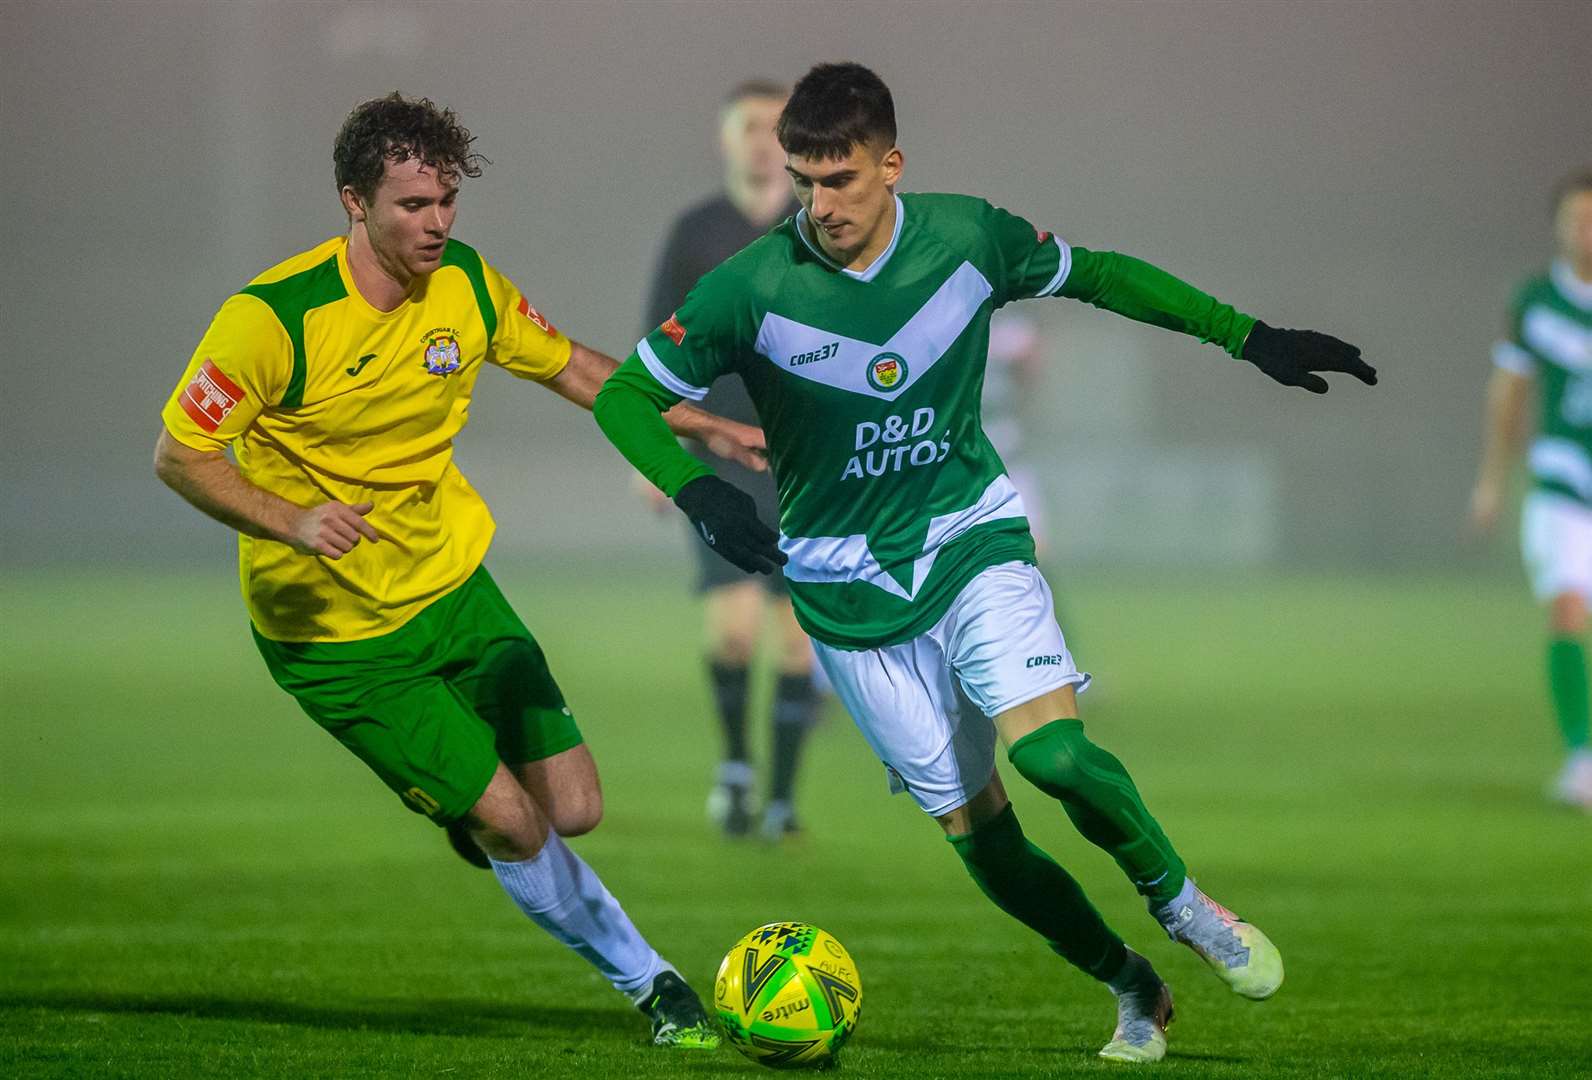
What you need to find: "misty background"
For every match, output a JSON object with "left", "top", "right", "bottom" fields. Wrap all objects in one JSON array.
[{"left": 3, "top": 0, "right": 1588, "bottom": 573}]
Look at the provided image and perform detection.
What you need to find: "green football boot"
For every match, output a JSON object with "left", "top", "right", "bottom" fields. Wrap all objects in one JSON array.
[
  {"left": 637, "top": 970, "right": 721, "bottom": 1049},
  {"left": 1155, "top": 880, "right": 1283, "bottom": 1000},
  {"left": 1099, "top": 950, "right": 1174, "bottom": 1064}
]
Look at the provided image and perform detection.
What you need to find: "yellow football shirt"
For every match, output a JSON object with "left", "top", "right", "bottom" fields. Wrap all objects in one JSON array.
[{"left": 162, "top": 235, "right": 571, "bottom": 642}]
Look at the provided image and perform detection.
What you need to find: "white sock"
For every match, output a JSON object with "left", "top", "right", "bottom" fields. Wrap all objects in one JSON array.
[{"left": 490, "top": 833, "right": 665, "bottom": 999}]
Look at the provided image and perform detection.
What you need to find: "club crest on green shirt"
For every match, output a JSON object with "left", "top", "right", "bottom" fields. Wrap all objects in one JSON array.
[{"left": 867, "top": 352, "right": 907, "bottom": 392}]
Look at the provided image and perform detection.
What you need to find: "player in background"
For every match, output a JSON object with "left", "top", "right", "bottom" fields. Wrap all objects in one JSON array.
[
  {"left": 153, "top": 93, "right": 764, "bottom": 1048},
  {"left": 983, "top": 310, "right": 1048, "bottom": 550},
  {"left": 593, "top": 63, "right": 1376, "bottom": 1063},
  {"left": 639, "top": 79, "right": 815, "bottom": 841},
  {"left": 1470, "top": 170, "right": 1592, "bottom": 810}
]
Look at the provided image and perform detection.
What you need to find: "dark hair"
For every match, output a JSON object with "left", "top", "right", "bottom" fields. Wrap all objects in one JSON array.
[
  {"left": 724, "top": 78, "right": 787, "bottom": 107},
  {"left": 333, "top": 92, "right": 486, "bottom": 200},
  {"left": 1554, "top": 169, "right": 1592, "bottom": 213},
  {"left": 777, "top": 63, "right": 895, "bottom": 160}
]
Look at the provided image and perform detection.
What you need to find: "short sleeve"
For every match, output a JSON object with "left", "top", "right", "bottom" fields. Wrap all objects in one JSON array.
[
  {"left": 1493, "top": 289, "right": 1536, "bottom": 376},
  {"left": 631, "top": 263, "right": 747, "bottom": 403},
  {"left": 484, "top": 263, "right": 573, "bottom": 381},
  {"left": 981, "top": 201, "right": 1073, "bottom": 306},
  {"left": 161, "top": 294, "right": 291, "bottom": 451}
]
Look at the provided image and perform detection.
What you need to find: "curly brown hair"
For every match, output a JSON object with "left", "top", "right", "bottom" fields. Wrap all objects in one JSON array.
[{"left": 333, "top": 92, "right": 487, "bottom": 200}]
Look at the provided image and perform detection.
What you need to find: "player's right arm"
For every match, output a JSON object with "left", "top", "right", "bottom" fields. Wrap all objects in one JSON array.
[
  {"left": 592, "top": 272, "right": 786, "bottom": 575},
  {"left": 155, "top": 295, "right": 377, "bottom": 559},
  {"left": 154, "top": 433, "right": 378, "bottom": 558},
  {"left": 1469, "top": 323, "right": 1538, "bottom": 533}
]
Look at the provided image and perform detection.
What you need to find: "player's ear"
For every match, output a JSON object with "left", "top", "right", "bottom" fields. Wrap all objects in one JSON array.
[
  {"left": 880, "top": 146, "right": 903, "bottom": 188},
  {"left": 340, "top": 185, "right": 367, "bottom": 224}
]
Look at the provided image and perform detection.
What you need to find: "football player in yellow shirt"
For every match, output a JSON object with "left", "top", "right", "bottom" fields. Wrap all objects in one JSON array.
[{"left": 155, "top": 93, "right": 760, "bottom": 1048}]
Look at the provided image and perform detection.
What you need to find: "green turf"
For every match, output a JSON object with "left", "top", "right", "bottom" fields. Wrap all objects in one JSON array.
[{"left": 3, "top": 561, "right": 1588, "bottom": 1078}]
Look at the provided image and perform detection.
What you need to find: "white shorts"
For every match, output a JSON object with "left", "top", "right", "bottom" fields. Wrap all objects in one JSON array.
[
  {"left": 811, "top": 562, "right": 1089, "bottom": 817},
  {"left": 1522, "top": 492, "right": 1592, "bottom": 602}
]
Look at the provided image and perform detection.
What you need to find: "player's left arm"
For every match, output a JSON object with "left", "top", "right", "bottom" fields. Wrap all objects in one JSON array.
[
  {"left": 984, "top": 201, "right": 1375, "bottom": 393},
  {"left": 543, "top": 340, "right": 767, "bottom": 471},
  {"left": 1058, "top": 247, "right": 1378, "bottom": 394}
]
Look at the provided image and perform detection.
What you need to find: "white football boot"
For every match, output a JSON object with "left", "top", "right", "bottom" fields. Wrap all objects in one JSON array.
[
  {"left": 1154, "top": 878, "right": 1284, "bottom": 1001},
  {"left": 1548, "top": 749, "right": 1592, "bottom": 811},
  {"left": 1099, "top": 949, "right": 1174, "bottom": 1064}
]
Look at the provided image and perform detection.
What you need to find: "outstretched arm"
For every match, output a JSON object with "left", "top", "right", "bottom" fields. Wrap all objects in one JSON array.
[
  {"left": 545, "top": 340, "right": 767, "bottom": 471},
  {"left": 1469, "top": 367, "right": 1534, "bottom": 533},
  {"left": 1058, "top": 247, "right": 1377, "bottom": 393},
  {"left": 594, "top": 359, "right": 785, "bottom": 574}
]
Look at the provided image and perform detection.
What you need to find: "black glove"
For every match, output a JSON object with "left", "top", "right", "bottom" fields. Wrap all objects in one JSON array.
[
  {"left": 1243, "top": 321, "right": 1377, "bottom": 394},
  {"left": 673, "top": 475, "right": 788, "bottom": 575}
]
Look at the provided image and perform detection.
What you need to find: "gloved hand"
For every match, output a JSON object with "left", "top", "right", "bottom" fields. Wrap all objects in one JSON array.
[
  {"left": 1243, "top": 321, "right": 1377, "bottom": 394},
  {"left": 673, "top": 475, "right": 787, "bottom": 575}
]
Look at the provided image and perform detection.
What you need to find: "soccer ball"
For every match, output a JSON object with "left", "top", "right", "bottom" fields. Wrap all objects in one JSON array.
[{"left": 714, "top": 922, "right": 862, "bottom": 1069}]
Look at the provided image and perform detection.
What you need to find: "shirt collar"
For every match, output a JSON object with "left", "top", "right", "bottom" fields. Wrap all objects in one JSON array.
[
  {"left": 794, "top": 194, "right": 905, "bottom": 282},
  {"left": 1551, "top": 260, "right": 1592, "bottom": 312}
]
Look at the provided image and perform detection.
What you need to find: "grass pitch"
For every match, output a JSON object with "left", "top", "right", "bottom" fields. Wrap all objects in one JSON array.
[{"left": 3, "top": 560, "right": 1588, "bottom": 1078}]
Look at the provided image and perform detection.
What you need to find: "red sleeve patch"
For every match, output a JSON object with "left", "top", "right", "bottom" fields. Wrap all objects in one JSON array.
[
  {"left": 660, "top": 314, "right": 687, "bottom": 347},
  {"left": 516, "top": 294, "right": 556, "bottom": 335},
  {"left": 177, "top": 358, "right": 245, "bottom": 433},
  {"left": 1035, "top": 228, "right": 1052, "bottom": 245}
]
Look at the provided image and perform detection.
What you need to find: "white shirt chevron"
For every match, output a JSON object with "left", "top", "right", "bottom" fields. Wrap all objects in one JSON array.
[
  {"left": 779, "top": 473, "right": 1027, "bottom": 601},
  {"left": 1523, "top": 306, "right": 1592, "bottom": 373},
  {"left": 754, "top": 261, "right": 995, "bottom": 400}
]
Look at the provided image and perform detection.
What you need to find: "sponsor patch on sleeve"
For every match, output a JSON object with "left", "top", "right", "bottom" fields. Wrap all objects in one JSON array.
[
  {"left": 178, "top": 358, "right": 245, "bottom": 433},
  {"left": 516, "top": 294, "right": 556, "bottom": 335},
  {"left": 660, "top": 313, "right": 687, "bottom": 346}
]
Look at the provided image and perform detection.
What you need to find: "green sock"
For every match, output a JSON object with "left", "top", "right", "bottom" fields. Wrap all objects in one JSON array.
[
  {"left": 1548, "top": 637, "right": 1591, "bottom": 750},
  {"left": 947, "top": 803, "right": 1127, "bottom": 980},
  {"left": 1007, "top": 719, "right": 1187, "bottom": 908}
]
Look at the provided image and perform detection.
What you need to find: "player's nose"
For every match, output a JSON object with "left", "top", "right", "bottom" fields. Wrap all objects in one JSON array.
[{"left": 810, "top": 187, "right": 835, "bottom": 220}]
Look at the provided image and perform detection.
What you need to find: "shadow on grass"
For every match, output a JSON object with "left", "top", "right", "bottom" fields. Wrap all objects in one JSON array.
[{"left": 0, "top": 990, "right": 625, "bottom": 1039}]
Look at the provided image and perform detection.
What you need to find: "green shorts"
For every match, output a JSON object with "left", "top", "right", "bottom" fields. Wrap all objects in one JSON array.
[{"left": 253, "top": 565, "right": 582, "bottom": 825}]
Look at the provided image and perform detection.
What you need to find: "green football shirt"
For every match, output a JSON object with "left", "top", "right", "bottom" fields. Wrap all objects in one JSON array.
[
  {"left": 603, "top": 192, "right": 1254, "bottom": 649},
  {"left": 1494, "top": 261, "right": 1592, "bottom": 506}
]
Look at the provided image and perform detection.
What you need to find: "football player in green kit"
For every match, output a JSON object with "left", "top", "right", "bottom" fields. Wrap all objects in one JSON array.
[
  {"left": 594, "top": 63, "right": 1376, "bottom": 1063},
  {"left": 1470, "top": 170, "right": 1592, "bottom": 810}
]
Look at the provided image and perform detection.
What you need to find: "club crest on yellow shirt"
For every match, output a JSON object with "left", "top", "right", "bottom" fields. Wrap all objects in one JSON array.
[{"left": 422, "top": 328, "right": 463, "bottom": 376}]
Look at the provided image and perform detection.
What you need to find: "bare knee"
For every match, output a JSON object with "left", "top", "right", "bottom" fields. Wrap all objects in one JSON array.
[
  {"left": 513, "top": 745, "right": 604, "bottom": 838},
  {"left": 1550, "top": 592, "right": 1589, "bottom": 635},
  {"left": 548, "top": 788, "right": 604, "bottom": 837},
  {"left": 937, "top": 772, "right": 1011, "bottom": 837},
  {"left": 706, "top": 582, "right": 765, "bottom": 666},
  {"left": 710, "top": 630, "right": 759, "bottom": 668},
  {"left": 466, "top": 765, "right": 549, "bottom": 862}
]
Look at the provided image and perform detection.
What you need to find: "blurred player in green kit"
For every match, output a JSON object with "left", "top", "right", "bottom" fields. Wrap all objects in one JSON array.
[{"left": 1471, "top": 170, "right": 1592, "bottom": 810}]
